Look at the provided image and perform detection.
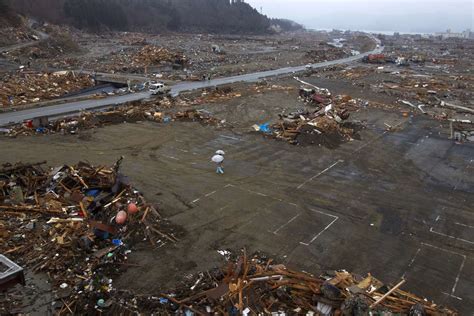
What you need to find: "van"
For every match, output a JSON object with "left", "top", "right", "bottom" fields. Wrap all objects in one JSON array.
[{"left": 149, "top": 82, "right": 166, "bottom": 95}]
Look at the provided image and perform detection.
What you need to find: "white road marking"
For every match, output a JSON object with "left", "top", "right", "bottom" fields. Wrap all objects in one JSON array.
[
  {"left": 191, "top": 186, "right": 229, "bottom": 204},
  {"left": 205, "top": 190, "right": 217, "bottom": 197},
  {"left": 455, "top": 222, "right": 474, "bottom": 229},
  {"left": 402, "top": 247, "right": 421, "bottom": 279},
  {"left": 300, "top": 208, "right": 339, "bottom": 246},
  {"left": 442, "top": 292, "right": 463, "bottom": 301},
  {"left": 421, "top": 243, "right": 467, "bottom": 298},
  {"left": 297, "top": 160, "right": 343, "bottom": 189},
  {"left": 273, "top": 213, "right": 301, "bottom": 235},
  {"left": 220, "top": 135, "right": 242, "bottom": 141},
  {"left": 429, "top": 227, "right": 474, "bottom": 245}
]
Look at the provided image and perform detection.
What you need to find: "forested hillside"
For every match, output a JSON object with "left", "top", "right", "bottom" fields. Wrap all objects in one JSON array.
[{"left": 6, "top": 0, "right": 303, "bottom": 34}]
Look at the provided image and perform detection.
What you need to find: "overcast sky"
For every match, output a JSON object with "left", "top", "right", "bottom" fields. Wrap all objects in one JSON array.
[{"left": 246, "top": 0, "right": 474, "bottom": 33}]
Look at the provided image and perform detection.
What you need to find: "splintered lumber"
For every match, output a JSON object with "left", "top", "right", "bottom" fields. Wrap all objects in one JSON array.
[
  {"left": 370, "top": 279, "right": 406, "bottom": 308},
  {"left": 158, "top": 253, "right": 457, "bottom": 315}
]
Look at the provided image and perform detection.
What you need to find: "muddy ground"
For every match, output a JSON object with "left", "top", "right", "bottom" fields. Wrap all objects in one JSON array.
[{"left": 1, "top": 78, "right": 473, "bottom": 314}]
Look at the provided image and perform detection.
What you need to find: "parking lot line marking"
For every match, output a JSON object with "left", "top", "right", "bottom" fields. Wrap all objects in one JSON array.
[
  {"left": 421, "top": 242, "right": 465, "bottom": 256},
  {"left": 442, "top": 292, "right": 463, "bottom": 301},
  {"left": 408, "top": 248, "right": 421, "bottom": 267},
  {"left": 402, "top": 247, "right": 422, "bottom": 279},
  {"left": 299, "top": 209, "right": 339, "bottom": 246},
  {"left": 455, "top": 222, "right": 474, "bottom": 229},
  {"left": 452, "top": 256, "right": 466, "bottom": 296},
  {"left": 191, "top": 186, "right": 228, "bottom": 204},
  {"left": 429, "top": 227, "right": 474, "bottom": 245},
  {"left": 230, "top": 185, "right": 285, "bottom": 203},
  {"left": 273, "top": 213, "right": 301, "bottom": 235},
  {"left": 219, "top": 135, "right": 242, "bottom": 141},
  {"left": 297, "top": 160, "right": 343, "bottom": 189},
  {"left": 421, "top": 243, "right": 467, "bottom": 297}
]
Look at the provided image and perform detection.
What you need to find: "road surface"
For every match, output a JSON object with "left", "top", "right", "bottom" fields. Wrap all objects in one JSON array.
[{"left": 0, "top": 41, "right": 383, "bottom": 126}]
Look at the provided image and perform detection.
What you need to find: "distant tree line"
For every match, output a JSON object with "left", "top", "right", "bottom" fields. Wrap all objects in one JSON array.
[
  {"left": 6, "top": 0, "right": 304, "bottom": 34},
  {"left": 0, "top": 0, "right": 21, "bottom": 26}
]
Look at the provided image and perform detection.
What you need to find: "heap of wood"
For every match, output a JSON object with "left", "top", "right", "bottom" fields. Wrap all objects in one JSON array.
[
  {"left": 2, "top": 99, "right": 224, "bottom": 137},
  {"left": 0, "top": 71, "right": 93, "bottom": 107},
  {"left": 305, "top": 45, "right": 348, "bottom": 62},
  {"left": 0, "top": 159, "right": 177, "bottom": 314},
  {"left": 272, "top": 95, "right": 362, "bottom": 146},
  {"left": 133, "top": 45, "right": 188, "bottom": 66},
  {"left": 158, "top": 253, "right": 457, "bottom": 315},
  {"left": 102, "top": 45, "right": 188, "bottom": 73}
]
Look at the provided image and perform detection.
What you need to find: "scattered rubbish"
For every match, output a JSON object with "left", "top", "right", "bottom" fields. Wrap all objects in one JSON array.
[
  {"left": 0, "top": 159, "right": 178, "bottom": 313},
  {"left": 158, "top": 251, "right": 457, "bottom": 315},
  {"left": 2, "top": 99, "right": 224, "bottom": 137},
  {"left": 0, "top": 71, "right": 94, "bottom": 107}
]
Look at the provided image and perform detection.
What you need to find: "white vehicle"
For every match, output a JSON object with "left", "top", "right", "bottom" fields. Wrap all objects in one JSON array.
[
  {"left": 305, "top": 64, "right": 313, "bottom": 70},
  {"left": 149, "top": 82, "right": 167, "bottom": 95}
]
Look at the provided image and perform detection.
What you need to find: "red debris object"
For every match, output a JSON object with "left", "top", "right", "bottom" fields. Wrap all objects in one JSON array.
[
  {"left": 115, "top": 210, "right": 127, "bottom": 225},
  {"left": 127, "top": 203, "right": 138, "bottom": 215}
]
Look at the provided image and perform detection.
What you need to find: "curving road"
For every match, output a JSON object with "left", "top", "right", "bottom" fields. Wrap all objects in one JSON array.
[{"left": 0, "top": 39, "right": 383, "bottom": 126}]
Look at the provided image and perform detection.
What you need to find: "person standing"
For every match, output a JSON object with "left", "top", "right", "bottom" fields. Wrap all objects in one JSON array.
[{"left": 212, "top": 150, "right": 225, "bottom": 175}]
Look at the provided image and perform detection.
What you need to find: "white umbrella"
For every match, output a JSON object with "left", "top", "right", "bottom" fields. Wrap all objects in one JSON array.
[
  {"left": 211, "top": 155, "right": 224, "bottom": 163},
  {"left": 215, "top": 150, "right": 225, "bottom": 155}
]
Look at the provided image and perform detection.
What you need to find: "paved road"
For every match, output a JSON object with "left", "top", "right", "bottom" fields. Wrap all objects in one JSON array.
[{"left": 0, "top": 40, "right": 383, "bottom": 126}]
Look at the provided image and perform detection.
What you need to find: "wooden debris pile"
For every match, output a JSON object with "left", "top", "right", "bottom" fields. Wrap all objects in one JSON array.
[
  {"left": 192, "top": 86, "right": 242, "bottom": 104},
  {"left": 2, "top": 99, "right": 225, "bottom": 137},
  {"left": 157, "top": 252, "right": 457, "bottom": 315},
  {"left": 0, "top": 159, "right": 177, "bottom": 314},
  {"left": 133, "top": 45, "right": 188, "bottom": 66},
  {"left": 271, "top": 94, "right": 364, "bottom": 147},
  {"left": 0, "top": 71, "right": 93, "bottom": 107},
  {"left": 100, "top": 45, "right": 188, "bottom": 73},
  {"left": 0, "top": 27, "right": 36, "bottom": 46},
  {"left": 305, "top": 44, "right": 348, "bottom": 62}
]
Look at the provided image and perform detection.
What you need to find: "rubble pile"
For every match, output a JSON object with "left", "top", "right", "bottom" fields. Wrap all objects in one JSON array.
[
  {"left": 5, "top": 32, "right": 80, "bottom": 61},
  {"left": 0, "top": 159, "right": 177, "bottom": 314},
  {"left": 0, "top": 27, "right": 36, "bottom": 46},
  {"left": 98, "top": 45, "right": 188, "bottom": 73},
  {"left": 268, "top": 85, "right": 364, "bottom": 147},
  {"left": 133, "top": 45, "right": 188, "bottom": 66},
  {"left": 324, "top": 65, "right": 474, "bottom": 119},
  {"left": 0, "top": 71, "right": 94, "bottom": 107},
  {"left": 2, "top": 99, "right": 224, "bottom": 136},
  {"left": 157, "top": 252, "right": 457, "bottom": 315},
  {"left": 192, "top": 86, "right": 242, "bottom": 104},
  {"left": 305, "top": 46, "right": 348, "bottom": 62}
]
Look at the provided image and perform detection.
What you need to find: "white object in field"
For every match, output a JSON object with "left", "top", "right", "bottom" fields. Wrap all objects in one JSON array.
[
  {"left": 215, "top": 150, "right": 225, "bottom": 155},
  {"left": 212, "top": 155, "right": 224, "bottom": 163}
]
